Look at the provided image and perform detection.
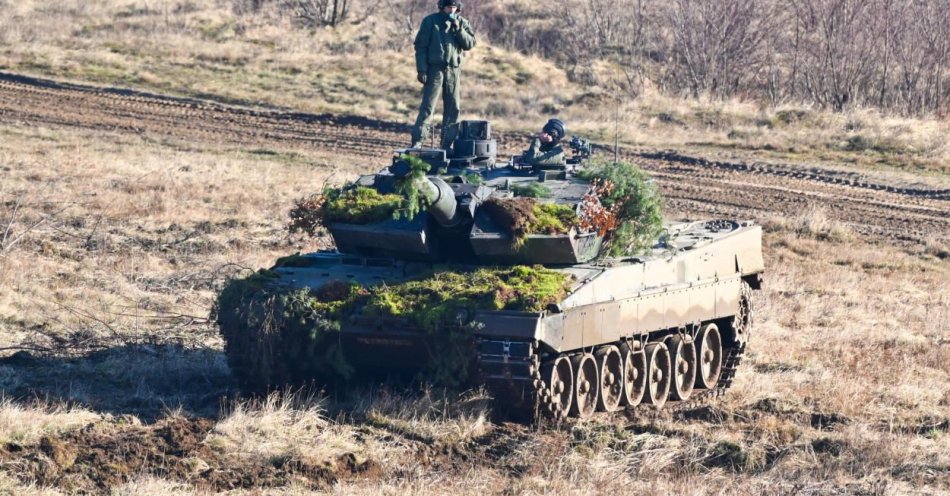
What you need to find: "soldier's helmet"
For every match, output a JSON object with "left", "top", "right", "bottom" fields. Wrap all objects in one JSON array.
[
  {"left": 438, "top": 0, "right": 463, "bottom": 8},
  {"left": 543, "top": 119, "right": 566, "bottom": 143}
]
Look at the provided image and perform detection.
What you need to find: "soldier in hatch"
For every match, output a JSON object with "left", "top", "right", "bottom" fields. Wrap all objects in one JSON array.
[
  {"left": 410, "top": 0, "right": 476, "bottom": 151},
  {"left": 522, "top": 118, "right": 567, "bottom": 168}
]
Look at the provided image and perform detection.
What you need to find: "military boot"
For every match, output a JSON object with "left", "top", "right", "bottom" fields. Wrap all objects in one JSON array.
[{"left": 440, "top": 123, "right": 459, "bottom": 155}]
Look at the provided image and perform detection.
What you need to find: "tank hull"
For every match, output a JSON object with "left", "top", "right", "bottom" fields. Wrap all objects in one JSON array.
[
  {"left": 274, "top": 220, "right": 762, "bottom": 346},
  {"left": 251, "top": 220, "right": 763, "bottom": 418}
]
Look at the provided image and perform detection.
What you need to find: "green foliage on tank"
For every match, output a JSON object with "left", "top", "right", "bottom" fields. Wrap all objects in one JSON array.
[
  {"left": 483, "top": 198, "right": 579, "bottom": 247},
  {"left": 287, "top": 186, "right": 403, "bottom": 237},
  {"left": 577, "top": 159, "right": 664, "bottom": 256},
  {"left": 215, "top": 265, "right": 572, "bottom": 389},
  {"left": 214, "top": 270, "right": 357, "bottom": 391},
  {"left": 511, "top": 182, "right": 552, "bottom": 198},
  {"left": 323, "top": 186, "right": 403, "bottom": 224},
  {"left": 531, "top": 203, "right": 578, "bottom": 235},
  {"left": 287, "top": 154, "right": 436, "bottom": 238},
  {"left": 393, "top": 154, "right": 435, "bottom": 220}
]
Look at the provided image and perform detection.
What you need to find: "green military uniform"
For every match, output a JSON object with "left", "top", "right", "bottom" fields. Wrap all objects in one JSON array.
[
  {"left": 411, "top": 10, "right": 476, "bottom": 150},
  {"left": 523, "top": 139, "right": 566, "bottom": 169}
]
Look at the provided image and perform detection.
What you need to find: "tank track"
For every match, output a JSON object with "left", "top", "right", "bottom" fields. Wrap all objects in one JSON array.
[
  {"left": 476, "top": 339, "right": 542, "bottom": 421},
  {"left": 476, "top": 283, "right": 754, "bottom": 421},
  {"left": 672, "top": 281, "right": 753, "bottom": 411},
  {"left": 475, "top": 339, "right": 746, "bottom": 421},
  {"left": 670, "top": 342, "right": 745, "bottom": 412}
]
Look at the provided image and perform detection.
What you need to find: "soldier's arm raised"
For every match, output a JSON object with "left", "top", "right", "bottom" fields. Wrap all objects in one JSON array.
[
  {"left": 414, "top": 16, "right": 432, "bottom": 75},
  {"left": 456, "top": 18, "right": 476, "bottom": 51},
  {"left": 523, "top": 138, "right": 541, "bottom": 162}
]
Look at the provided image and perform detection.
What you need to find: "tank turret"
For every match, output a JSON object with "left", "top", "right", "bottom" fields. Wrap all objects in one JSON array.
[{"left": 323, "top": 126, "right": 607, "bottom": 265}]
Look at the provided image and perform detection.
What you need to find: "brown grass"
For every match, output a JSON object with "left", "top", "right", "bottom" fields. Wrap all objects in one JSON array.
[
  {"left": 0, "top": 123, "right": 347, "bottom": 349},
  {"left": 0, "top": 400, "right": 99, "bottom": 445}
]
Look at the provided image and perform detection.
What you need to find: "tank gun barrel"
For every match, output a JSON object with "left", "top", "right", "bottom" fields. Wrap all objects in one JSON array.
[
  {"left": 389, "top": 155, "right": 463, "bottom": 227},
  {"left": 419, "top": 176, "right": 461, "bottom": 227}
]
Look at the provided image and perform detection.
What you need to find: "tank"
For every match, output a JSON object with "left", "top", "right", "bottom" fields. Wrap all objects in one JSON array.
[{"left": 216, "top": 120, "right": 765, "bottom": 420}]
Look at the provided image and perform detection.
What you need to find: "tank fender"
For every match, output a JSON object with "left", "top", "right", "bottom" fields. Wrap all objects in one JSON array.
[
  {"left": 734, "top": 225, "right": 765, "bottom": 277},
  {"left": 471, "top": 310, "right": 543, "bottom": 340}
]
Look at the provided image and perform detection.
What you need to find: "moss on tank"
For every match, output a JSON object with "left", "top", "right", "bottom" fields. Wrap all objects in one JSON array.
[
  {"left": 482, "top": 198, "right": 579, "bottom": 246},
  {"left": 322, "top": 186, "right": 403, "bottom": 224},
  {"left": 215, "top": 265, "right": 572, "bottom": 389}
]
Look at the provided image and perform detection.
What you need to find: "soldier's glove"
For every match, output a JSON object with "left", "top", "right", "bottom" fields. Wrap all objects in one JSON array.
[
  {"left": 451, "top": 19, "right": 461, "bottom": 32},
  {"left": 417, "top": 73, "right": 427, "bottom": 84}
]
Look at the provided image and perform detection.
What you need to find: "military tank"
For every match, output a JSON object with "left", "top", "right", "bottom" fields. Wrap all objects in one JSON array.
[{"left": 216, "top": 120, "right": 764, "bottom": 420}]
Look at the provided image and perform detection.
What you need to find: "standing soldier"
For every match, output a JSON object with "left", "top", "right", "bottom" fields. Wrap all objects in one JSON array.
[{"left": 410, "top": 0, "right": 476, "bottom": 151}]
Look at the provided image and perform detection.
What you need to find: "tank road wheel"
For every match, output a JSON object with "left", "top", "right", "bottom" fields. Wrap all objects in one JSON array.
[
  {"left": 694, "top": 323, "right": 723, "bottom": 389},
  {"left": 667, "top": 336, "right": 697, "bottom": 401},
  {"left": 731, "top": 282, "right": 754, "bottom": 346},
  {"left": 570, "top": 353, "right": 599, "bottom": 419},
  {"left": 620, "top": 343, "right": 647, "bottom": 407},
  {"left": 595, "top": 346, "right": 623, "bottom": 412},
  {"left": 643, "top": 342, "right": 672, "bottom": 408},
  {"left": 541, "top": 356, "right": 574, "bottom": 419}
]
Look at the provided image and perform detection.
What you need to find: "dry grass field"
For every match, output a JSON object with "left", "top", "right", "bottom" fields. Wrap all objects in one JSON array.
[
  {"left": 1, "top": 1, "right": 949, "bottom": 494},
  {"left": 1, "top": 114, "right": 947, "bottom": 495}
]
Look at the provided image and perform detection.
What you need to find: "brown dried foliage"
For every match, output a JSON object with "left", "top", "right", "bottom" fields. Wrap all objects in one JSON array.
[
  {"left": 577, "top": 179, "right": 620, "bottom": 237},
  {"left": 481, "top": 197, "right": 536, "bottom": 241},
  {"left": 287, "top": 193, "right": 325, "bottom": 238}
]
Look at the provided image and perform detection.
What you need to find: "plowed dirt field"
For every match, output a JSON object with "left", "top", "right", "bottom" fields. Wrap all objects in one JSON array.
[{"left": 2, "top": 71, "right": 948, "bottom": 247}]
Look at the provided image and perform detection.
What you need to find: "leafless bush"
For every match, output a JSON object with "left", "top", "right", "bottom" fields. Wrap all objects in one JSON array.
[
  {"left": 385, "top": 0, "right": 432, "bottom": 47},
  {"left": 660, "top": 0, "right": 774, "bottom": 99},
  {"left": 231, "top": 0, "right": 273, "bottom": 15},
  {"left": 563, "top": 0, "right": 649, "bottom": 89},
  {"left": 470, "top": 0, "right": 950, "bottom": 115},
  {"left": 218, "top": 0, "right": 950, "bottom": 113},
  {"left": 282, "top": 0, "right": 354, "bottom": 28}
]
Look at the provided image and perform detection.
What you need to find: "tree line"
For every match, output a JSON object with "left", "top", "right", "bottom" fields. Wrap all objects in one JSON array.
[{"left": 470, "top": 0, "right": 949, "bottom": 116}]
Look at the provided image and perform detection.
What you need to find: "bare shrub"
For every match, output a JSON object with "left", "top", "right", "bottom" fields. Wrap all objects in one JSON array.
[
  {"left": 281, "top": 0, "right": 354, "bottom": 28},
  {"left": 473, "top": 0, "right": 950, "bottom": 115},
  {"left": 661, "top": 0, "right": 774, "bottom": 99},
  {"left": 385, "top": 0, "right": 433, "bottom": 47}
]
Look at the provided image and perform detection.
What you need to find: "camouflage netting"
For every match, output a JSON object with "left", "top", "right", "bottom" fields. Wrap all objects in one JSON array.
[
  {"left": 215, "top": 270, "right": 357, "bottom": 392},
  {"left": 216, "top": 266, "right": 572, "bottom": 390}
]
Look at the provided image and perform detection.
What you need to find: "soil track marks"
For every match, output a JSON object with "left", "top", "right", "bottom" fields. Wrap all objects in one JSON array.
[{"left": 2, "top": 71, "right": 948, "bottom": 246}]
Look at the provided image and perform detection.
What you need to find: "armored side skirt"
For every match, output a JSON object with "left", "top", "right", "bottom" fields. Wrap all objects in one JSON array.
[{"left": 332, "top": 273, "right": 742, "bottom": 375}]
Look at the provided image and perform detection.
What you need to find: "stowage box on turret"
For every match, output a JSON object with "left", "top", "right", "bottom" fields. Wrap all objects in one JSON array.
[{"left": 217, "top": 120, "right": 765, "bottom": 420}]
